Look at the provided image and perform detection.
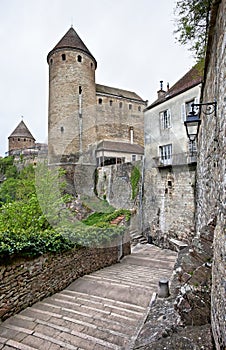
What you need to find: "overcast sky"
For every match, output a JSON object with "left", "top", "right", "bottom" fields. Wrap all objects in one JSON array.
[{"left": 0, "top": 0, "right": 195, "bottom": 156}]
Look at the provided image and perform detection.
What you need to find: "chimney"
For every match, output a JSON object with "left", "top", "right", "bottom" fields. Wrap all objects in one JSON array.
[{"left": 157, "top": 80, "right": 166, "bottom": 99}]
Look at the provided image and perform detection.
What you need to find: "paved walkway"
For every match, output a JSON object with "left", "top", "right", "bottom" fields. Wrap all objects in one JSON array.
[{"left": 0, "top": 244, "right": 177, "bottom": 350}]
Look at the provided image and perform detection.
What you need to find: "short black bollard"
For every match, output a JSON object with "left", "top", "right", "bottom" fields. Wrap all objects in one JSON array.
[
  {"left": 158, "top": 278, "right": 170, "bottom": 298},
  {"left": 147, "top": 235, "right": 153, "bottom": 244}
]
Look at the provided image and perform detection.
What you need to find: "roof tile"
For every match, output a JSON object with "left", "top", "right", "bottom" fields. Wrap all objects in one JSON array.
[
  {"left": 96, "top": 84, "right": 144, "bottom": 102},
  {"left": 9, "top": 120, "right": 35, "bottom": 140},
  {"left": 47, "top": 27, "right": 96, "bottom": 67},
  {"left": 97, "top": 140, "right": 144, "bottom": 154},
  {"left": 146, "top": 63, "right": 204, "bottom": 110}
]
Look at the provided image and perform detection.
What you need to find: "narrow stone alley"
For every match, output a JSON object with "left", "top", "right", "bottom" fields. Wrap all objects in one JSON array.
[{"left": 0, "top": 245, "right": 177, "bottom": 350}]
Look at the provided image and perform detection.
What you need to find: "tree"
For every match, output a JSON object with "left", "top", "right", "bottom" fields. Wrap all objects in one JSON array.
[{"left": 174, "top": 0, "right": 213, "bottom": 60}]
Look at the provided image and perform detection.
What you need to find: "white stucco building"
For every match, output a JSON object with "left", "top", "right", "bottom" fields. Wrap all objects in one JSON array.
[
  {"left": 143, "top": 64, "right": 203, "bottom": 248},
  {"left": 144, "top": 64, "right": 203, "bottom": 170}
]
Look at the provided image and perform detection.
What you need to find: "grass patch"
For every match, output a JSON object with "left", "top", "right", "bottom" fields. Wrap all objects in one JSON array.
[
  {"left": 81, "top": 195, "right": 115, "bottom": 214},
  {"left": 82, "top": 209, "right": 131, "bottom": 227}
]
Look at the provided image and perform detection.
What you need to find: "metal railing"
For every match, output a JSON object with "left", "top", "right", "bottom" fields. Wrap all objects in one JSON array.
[{"left": 153, "top": 152, "right": 197, "bottom": 167}]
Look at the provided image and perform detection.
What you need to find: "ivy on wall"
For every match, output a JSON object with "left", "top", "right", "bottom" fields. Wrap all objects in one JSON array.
[{"left": 130, "top": 166, "right": 141, "bottom": 200}]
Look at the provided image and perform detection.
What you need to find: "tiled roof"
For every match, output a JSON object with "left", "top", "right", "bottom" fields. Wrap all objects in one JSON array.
[
  {"left": 97, "top": 140, "right": 144, "bottom": 154},
  {"left": 146, "top": 63, "right": 204, "bottom": 110},
  {"left": 96, "top": 84, "right": 145, "bottom": 102},
  {"left": 47, "top": 27, "right": 97, "bottom": 67},
  {"left": 8, "top": 120, "right": 35, "bottom": 140}
]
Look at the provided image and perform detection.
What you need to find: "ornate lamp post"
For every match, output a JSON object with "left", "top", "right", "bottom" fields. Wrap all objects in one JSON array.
[{"left": 184, "top": 101, "right": 217, "bottom": 141}]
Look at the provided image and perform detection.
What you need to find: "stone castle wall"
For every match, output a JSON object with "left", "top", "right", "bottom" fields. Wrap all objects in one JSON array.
[
  {"left": 8, "top": 136, "right": 35, "bottom": 155},
  {"left": 96, "top": 162, "right": 138, "bottom": 209},
  {"left": 0, "top": 241, "right": 130, "bottom": 322},
  {"left": 195, "top": 1, "right": 225, "bottom": 348},
  {"left": 143, "top": 164, "right": 196, "bottom": 248},
  {"left": 96, "top": 162, "right": 143, "bottom": 234},
  {"left": 96, "top": 96, "right": 144, "bottom": 146},
  {"left": 48, "top": 49, "right": 97, "bottom": 162},
  {"left": 48, "top": 43, "right": 145, "bottom": 164}
]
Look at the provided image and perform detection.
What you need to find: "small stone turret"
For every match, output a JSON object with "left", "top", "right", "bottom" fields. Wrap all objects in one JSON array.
[
  {"left": 8, "top": 120, "right": 35, "bottom": 155},
  {"left": 47, "top": 27, "right": 97, "bottom": 163}
]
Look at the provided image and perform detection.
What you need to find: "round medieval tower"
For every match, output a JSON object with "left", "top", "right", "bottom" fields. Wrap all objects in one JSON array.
[{"left": 47, "top": 27, "right": 97, "bottom": 163}]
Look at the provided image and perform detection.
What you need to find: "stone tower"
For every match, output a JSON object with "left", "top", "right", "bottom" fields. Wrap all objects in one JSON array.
[
  {"left": 8, "top": 120, "right": 35, "bottom": 155},
  {"left": 47, "top": 27, "right": 97, "bottom": 163}
]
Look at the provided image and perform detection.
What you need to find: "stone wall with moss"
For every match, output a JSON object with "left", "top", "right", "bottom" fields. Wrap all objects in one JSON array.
[
  {"left": 143, "top": 164, "right": 196, "bottom": 248},
  {"left": 96, "top": 162, "right": 142, "bottom": 210}
]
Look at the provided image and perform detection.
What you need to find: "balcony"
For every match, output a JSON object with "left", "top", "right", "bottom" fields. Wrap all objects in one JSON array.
[{"left": 153, "top": 152, "right": 197, "bottom": 167}]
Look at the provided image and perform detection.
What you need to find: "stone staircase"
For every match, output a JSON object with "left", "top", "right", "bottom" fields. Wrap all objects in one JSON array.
[
  {"left": 0, "top": 245, "right": 177, "bottom": 350},
  {"left": 130, "top": 229, "right": 148, "bottom": 246}
]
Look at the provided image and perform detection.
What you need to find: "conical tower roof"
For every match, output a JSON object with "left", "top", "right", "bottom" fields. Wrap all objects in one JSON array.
[
  {"left": 47, "top": 27, "right": 97, "bottom": 67},
  {"left": 8, "top": 120, "right": 35, "bottom": 141}
]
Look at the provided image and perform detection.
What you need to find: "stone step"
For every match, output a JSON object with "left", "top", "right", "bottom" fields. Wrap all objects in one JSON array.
[
  {"left": 168, "top": 238, "right": 188, "bottom": 251},
  {"left": 130, "top": 230, "right": 148, "bottom": 246},
  {"left": 9, "top": 294, "right": 138, "bottom": 349},
  {"left": 62, "top": 289, "right": 146, "bottom": 313},
  {"left": 0, "top": 244, "right": 178, "bottom": 350},
  {"left": 67, "top": 277, "right": 153, "bottom": 308},
  {"left": 59, "top": 292, "right": 144, "bottom": 317},
  {"left": 5, "top": 311, "right": 125, "bottom": 350},
  {"left": 81, "top": 274, "right": 155, "bottom": 290}
]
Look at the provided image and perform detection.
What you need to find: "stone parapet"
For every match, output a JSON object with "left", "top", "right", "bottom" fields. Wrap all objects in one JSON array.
[{"left": 0, "top": 241, "right": 130, "bottom": 322}]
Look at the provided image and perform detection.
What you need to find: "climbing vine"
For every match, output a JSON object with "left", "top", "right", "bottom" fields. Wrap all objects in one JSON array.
[{"left": 130, "top": 166, "right": 141, "bottom": 200}]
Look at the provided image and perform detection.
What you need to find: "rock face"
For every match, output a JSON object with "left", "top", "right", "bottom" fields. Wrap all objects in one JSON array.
[
  {"left": 194, "top": 1, "right": 226, "bottom": 349},
  {"left": 174, "top": 220, "right": 215, "bottom": 327},
  {"left": 134, "top": 219, "right": 215, "bottom": 349},
  {"left": 134, "top": 297, "right": 214, "bottom": 350}
]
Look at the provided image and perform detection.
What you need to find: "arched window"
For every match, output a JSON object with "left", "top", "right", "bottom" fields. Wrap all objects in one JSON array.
[
  {"left": 110, "top": 100, "right": 113, "bottom": 106},
  {"left": 62, "top": 54, "right": 66, "bottom": 61},
  {"left": 119, "top": 102, "right": 123, "bottom": 108},
  {"left": 77, "top": 55, "right": 82, "bottom": 62},
  {"left": 98, "top": 98, "right": 102, "bottom": 105}
]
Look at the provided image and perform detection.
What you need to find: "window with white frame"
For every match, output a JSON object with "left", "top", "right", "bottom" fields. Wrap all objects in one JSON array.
[
  {"left": 160, "top": 109, "right": 171, "bottom": 129},
  {"left": 188, "top": 140, "right": 197, "bottom": 155},
  {"left": 181, "top": 97, "right": 199, "bottom": 122},
  {"left": 159, "top": 144, "right": 172, "bottom": 164}
]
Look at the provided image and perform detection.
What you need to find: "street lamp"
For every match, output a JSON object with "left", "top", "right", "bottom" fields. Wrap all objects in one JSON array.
[
  {"left": 184, "top": 101, "right": 217, "bottom": 141},
  {"left": 184, "top": 111, "right": 201, "bottom": 142}
]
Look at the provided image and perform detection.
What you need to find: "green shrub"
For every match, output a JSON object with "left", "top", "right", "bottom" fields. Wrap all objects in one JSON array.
[
  {"left": 61, "top": 224, "right": 125, "bottom": 247},
  {"left": 0, "top": 230, "right": 75, "bottom": 260}
]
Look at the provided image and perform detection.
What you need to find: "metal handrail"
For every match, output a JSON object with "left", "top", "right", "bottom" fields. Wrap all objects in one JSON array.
[{"left": 153, "top": 152, "right": 197, "bottom": 167}]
